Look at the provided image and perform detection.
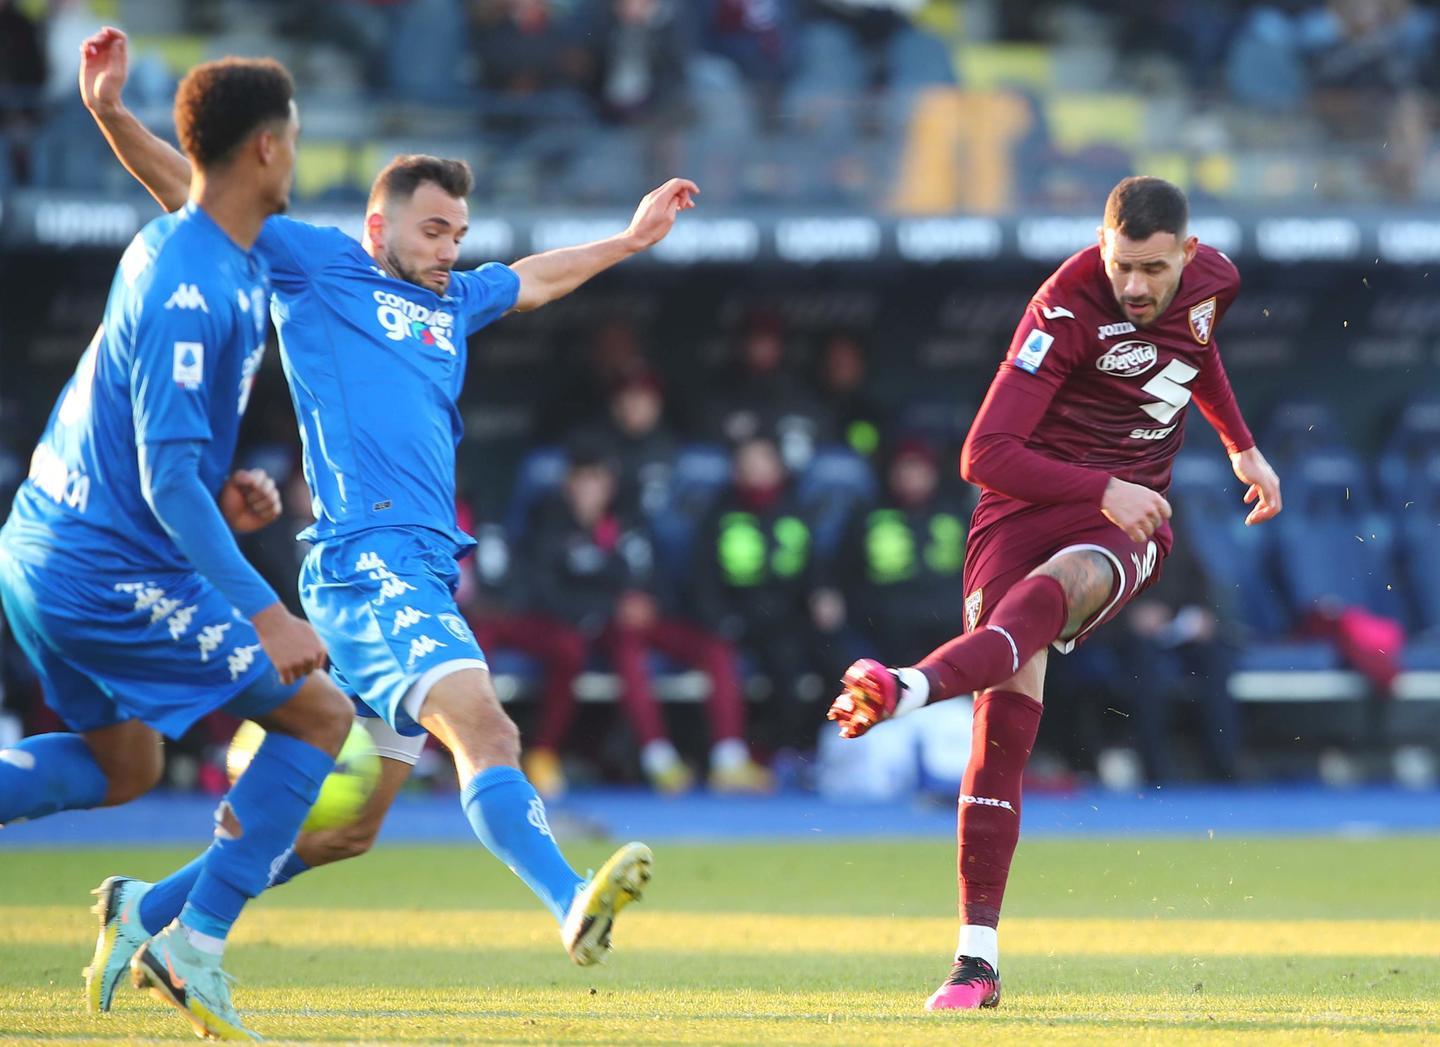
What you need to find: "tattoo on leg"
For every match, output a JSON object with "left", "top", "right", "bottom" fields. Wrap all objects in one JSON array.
[{"left": 1032, "top": 551, "right": 1118, "bottom": 637}]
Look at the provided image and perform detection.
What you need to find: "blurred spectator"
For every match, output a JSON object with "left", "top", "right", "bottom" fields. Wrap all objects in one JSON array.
[
  {"left": 587, "top": 368, "right": 680, "bottom": 517},
  {"left": 815, "top": 331, "right": 885, "bottom": 460},
  {"left": 697, "top": 0, "right": 798, "bottom": 128},
  {"left": 823, "top": 437, "right": 968, "bottom": 665},
  {"left": 691, "top": 435, "right": 836, "bottom": 751},
  {"left": 0, "top": 0, "right": 45, "bottom": 184},
  {"left": 538, "top": 317, "right": 650, "bottom": 440},
  {"left": 1226, "top": 0, "right": 1437, "bottom": 198},
  {"left": 456, "top": 516, "right": 588, "bottom": 800},
  {"left": 703, "top": 310, "right": 832, "bottom": 473},
  {"left": 1118, "top": 540, "right": 1242, "bottom": 783},
  {"left": 530, "top": 447, "right": 769, "bottom": 793},
  {"left": 470, "top": 0, "right": 591, "bottom": 124},
  {"left": 579, "top": 0, "right": 692, "bottom": 126},
  {"left": 43, "top": 0, "right": 102, "bottom": 102}
]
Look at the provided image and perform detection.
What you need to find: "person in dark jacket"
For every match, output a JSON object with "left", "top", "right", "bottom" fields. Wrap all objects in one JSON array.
[
  {"left": 531, "top": 447, "right": 769, "bottom": 793},
  {"left": 691, "top": 434, "right": 837, "bottom": 749},
  {"left": 822, "top": 437, "right": 970, "bottom": 664}
]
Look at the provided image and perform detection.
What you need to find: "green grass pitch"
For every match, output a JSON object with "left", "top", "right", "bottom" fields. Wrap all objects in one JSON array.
[{"left": 2, "top": 835, "right": 1438, "bottom": 1044}]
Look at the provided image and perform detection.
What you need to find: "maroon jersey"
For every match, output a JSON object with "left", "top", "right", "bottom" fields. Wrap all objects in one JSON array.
[{"left": 961, "top": 243, "right": 1253, "bottom": 543}]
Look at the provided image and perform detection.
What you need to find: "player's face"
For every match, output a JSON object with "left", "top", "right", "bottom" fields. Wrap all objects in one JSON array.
[
  {"left": 1099, "top": 228, "right": 1198, "bottom": 327},
  {"left": 378, "top": 182, "right": 469, "bottom": 295}
]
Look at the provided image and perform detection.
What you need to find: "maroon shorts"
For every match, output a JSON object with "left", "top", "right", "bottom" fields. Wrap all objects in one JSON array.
[{"left": 961, "top": 500, "right": 1170, "bottom": 652}]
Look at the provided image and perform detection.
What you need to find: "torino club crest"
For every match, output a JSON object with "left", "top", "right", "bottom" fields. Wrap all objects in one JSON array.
[{"left": 1189, "top": 297, "right": 1217, "bottom": 345}]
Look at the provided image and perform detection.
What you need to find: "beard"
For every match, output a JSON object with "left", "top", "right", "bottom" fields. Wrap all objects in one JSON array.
[{"left": 383, "top": 248, "right": 449, "bottom": 292}]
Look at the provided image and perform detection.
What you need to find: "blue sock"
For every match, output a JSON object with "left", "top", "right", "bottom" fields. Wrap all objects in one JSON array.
[
  {"left": 180, "top": 732, "right": 332, "bottom": 941},
  {"left": 141, "top": 845, "right": 312, "bottom": 935},
  {"left": 266, "top": 848, "right": 310, "bottom": 887},
  {"left": 0, "top": 734, "right": 108, "bottom": 824},
  {"left": 461, "top": 766, "right": 584, "bottom": 922},
  {"left": 140, "top": 851, "right": 207, "bottom": 935}
]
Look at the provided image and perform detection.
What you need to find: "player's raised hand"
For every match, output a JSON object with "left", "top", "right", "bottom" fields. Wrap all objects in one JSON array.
[
  {"left": 624, "top": 178, "right": 699, "bottom": 250},
  {"left": 1100, "top": 477, "right": 1171, "bottom": 544},
  {"left": 1231, "top": 446, "right": 1282, "bottom": 526},
  {"left": 79, "top": 27, "right": 129, "bottom": 114},
  {"left": 220, "top": 469, "right": 282, "bottom": 533},
  {"left": 252, "top": 604, "right": 328, "bottom": 686}
]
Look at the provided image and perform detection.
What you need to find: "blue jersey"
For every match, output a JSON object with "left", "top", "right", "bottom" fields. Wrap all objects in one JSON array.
[
  {"left": 256, "top": 217, "right": 519, "bottom": 552},
  {"left": 2, "top": 203, "right": 271, "bottom": 574}
]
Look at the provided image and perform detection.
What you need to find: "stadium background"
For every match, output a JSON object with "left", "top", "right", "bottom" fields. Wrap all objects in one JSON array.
[{"left": 3, "top": 0, "right": 1440, "bottom": 801}]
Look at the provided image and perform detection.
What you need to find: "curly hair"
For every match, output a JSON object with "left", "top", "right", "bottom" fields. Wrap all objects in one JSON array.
[
  {"left": 367, "top": 155, "right": 474, "bottom": 212},
  {"left": 173, "top": 58, "right": 294, "bottom": 169}
]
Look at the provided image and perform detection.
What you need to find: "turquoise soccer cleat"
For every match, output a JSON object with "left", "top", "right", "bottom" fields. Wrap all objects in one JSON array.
[
  {"left": 131, "top": 922, "right": 259, "bottom": 1041},
  {"left": 84, "top": 875, "right": 153, "bottom": 1014}
]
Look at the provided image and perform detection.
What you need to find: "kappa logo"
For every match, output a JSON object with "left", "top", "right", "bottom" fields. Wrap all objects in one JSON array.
[
  {"left": 356, "top": 552, "right": 387, "bottom": 572},
  {"left": 1189, "top": 296, "right": 1217, "bottom": 345},
  {"left": 197, "top": 622, "right": 232, "bottom": 662},
  {"left": 1097, "top": 320, "right": 1137, "bottom": 340},
  {"left": 376, "top": 577, "right": 419, "bottom": 606},
  {"left": 166, "top": 604, "right": 198, "bottom": 641},
  {"left": 438, "top": 613, "right": 473, "bottom": 642},
  {"left": 164, "top": 283, "right": 209, "bottom": 312},
  {"left": 149, "top": 596, "right": 182, "bottom": 625},
  {"left": 1095, "top": 339, "right": 1159, "bottom": 378},
  {"left": 406, "top": 634, "right": 447, "bottom": 668},
  {"left": 226, "top": 643, "right": 262, "bottom": 682},
  {"left": 391, "top": 606, "right": 431, "bottom": 635},
  {"left": 964, "top": 588, "right": 984, "bottom": 633}
]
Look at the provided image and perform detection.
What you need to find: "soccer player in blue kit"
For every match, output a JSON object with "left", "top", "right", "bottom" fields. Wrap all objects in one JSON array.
[
  {"left": 71, "top": 26, "right": 692, "bottom": 999},
  {"left": 0, "top": 57, "right": 357, "bottom": 1040}
]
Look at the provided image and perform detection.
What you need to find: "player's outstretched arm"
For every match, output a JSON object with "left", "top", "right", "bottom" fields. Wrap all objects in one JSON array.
[
  {"left": 1231, "top": 446, "right": 1281, "bottom": 525},
  {"left": 80, "top": 27, "right": 192, "bottom": 212},
  {"left": 507, "top": 178, "right": 698, "bottom": 312}
]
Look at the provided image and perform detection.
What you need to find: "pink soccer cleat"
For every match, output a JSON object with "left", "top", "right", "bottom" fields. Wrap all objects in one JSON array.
[
  {"left": 925, "top": 956, "right": 1001, "bottom": 1011},
  {"left": 827, "top": 658, "right": 900, "bottom": 739}
]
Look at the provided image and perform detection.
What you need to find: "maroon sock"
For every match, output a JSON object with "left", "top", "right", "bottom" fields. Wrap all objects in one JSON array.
[
  {"left": 957, "top": 689, "right": 1043, "bottom": 928},
  {"left": 917, "top": 575, "right": 1068, "bottom": 700}
]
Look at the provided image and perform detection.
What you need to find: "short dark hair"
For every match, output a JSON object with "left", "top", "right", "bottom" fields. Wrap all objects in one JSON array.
[
  {"left": 174, "top": 58, "right": 294, "bottom": 169},
  {"left": 1103, "top": 176, "right": 1189, "bottom": 240},
  {"left": 368, "top": 155, "right": 474, "bottom": 212}
]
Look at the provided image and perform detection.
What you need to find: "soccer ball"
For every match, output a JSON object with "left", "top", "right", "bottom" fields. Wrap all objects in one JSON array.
[{"left": 226, "top": 719, "right": 382, "bottom": 831}]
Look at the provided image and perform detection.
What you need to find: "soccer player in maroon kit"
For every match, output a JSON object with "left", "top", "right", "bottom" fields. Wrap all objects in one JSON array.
[{"left": 828, "top": 177, "right": 1283, "bottom": 1010}]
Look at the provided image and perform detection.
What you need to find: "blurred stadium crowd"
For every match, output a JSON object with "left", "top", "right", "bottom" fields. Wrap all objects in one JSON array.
[
  {"left": 3, "top": 0, "right": 1440, "bottom": 797},
  {"left": 2, "top": 0, "right": 1440, "bottom": 206}
]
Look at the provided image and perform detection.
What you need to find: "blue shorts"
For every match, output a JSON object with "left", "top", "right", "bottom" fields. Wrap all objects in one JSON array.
[
  {"left": 0, "top": 549, "right": 300, "bottom": 739},
  {"left": 299, "top": 528, "right": 488, "bottom": 737}
]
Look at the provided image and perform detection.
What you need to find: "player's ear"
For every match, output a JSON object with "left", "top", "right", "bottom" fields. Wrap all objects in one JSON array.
[
  {"left": 253, "top": 125, "right": 278, "bottom": 168},
  {"left": 1181, "top": 234, "right": 1198, "bottom": 264},
  {"left": 365, "top": 210, "right": 386, "bottom": 250}
]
